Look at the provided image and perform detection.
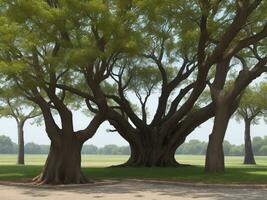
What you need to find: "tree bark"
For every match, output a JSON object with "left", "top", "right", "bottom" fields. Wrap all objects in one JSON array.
[
  {"left": 117, "top": 139, "right": 181, "bottom": 167},
  {"left": 17, "top": 122, "right": 25, "bottom": 165},
  {"left": 31, "top": 92, "right": 104, "bottom": 185},
  {"left": 33, "top": 134, "right": 87, "bottom": 185},
  {"left": 243, "top": 119, "right": 256, "bottom": 164},
  {"left": 205, "top": 103, "right": 230, "bottom": 173}
]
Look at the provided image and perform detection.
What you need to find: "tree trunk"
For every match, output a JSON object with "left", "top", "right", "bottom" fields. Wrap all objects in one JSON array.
[
  {"left": 17, "top": 122, "right": 25, "bottom": 165},
  {"left": 119, "top": 141, "right": 180, "bottom": 167},
  {"left": 243, "top": 119, "right": 256, "bottom": 164},
  {"left": 205, "top": 104, "right": 230, "bottom": 173},
  {"left": 33, "top": 135, "right": 87, "bottom": 185}
]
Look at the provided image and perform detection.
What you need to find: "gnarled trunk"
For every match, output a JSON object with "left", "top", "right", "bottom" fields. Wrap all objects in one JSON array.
[
  {"left": 34, "top": 135, "right": 87, "bottom": 185},
  {"left": 109, "top": 104, "right": 215, "bottom": 168},
  {"left": 17, "top": 122, "right": 25, "bottom": 165},
  {"left": 118, "top": 139, "right": 180, "bottom": 167},
  {"left": 243, "top": 119, "right": 256, "bottom": 164}
]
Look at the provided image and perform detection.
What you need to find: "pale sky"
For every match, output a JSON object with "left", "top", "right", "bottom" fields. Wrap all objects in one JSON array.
[{"left": 0, "top": 109, "right": 266, "bottom": 147}]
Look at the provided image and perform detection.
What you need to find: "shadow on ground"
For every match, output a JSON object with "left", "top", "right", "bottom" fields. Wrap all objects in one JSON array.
[{"left": 6, "top": 180, "right": 267, "bottom": 200}]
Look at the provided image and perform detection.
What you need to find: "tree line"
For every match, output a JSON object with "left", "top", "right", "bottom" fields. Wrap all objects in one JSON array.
[
  {"left": 2, "top": 135, "right": 267, "bottom": 156},
  {"left": 177, "top": 139, "right": 267, "bottom": 156},
  {"left": 0, "top": 135, "right": 131, "bottom": 155}
]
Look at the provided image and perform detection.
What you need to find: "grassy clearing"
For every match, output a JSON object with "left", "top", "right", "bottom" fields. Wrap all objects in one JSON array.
[{"left": 0, "top": 154, "right": 267, "bottom": 184}]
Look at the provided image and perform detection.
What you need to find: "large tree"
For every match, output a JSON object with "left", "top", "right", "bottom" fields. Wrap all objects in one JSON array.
[
  {"left": 0, "top": 88, "right": 41, "bottom": 165},
  {"left": 0, "top": 1, "right": 108, "bottom": 184},
  {"left": 0, "top": 0, "right": 146, "bottom": 184},
  {"left": 235, "top": 84, "right": 267, "bottom": 164}
]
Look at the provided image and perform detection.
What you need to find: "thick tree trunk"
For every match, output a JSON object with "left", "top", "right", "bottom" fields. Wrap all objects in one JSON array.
[
  {"left": 17, "top": 122, "right": 25, "bottom": 165},
  {"left": 243, "top": 119, "right": 256, "bottom": 164},
  {"left": 119, "top": 141, "right": 180, "bottom": 167},
  {"left": 33, "top": 135, "right": 87, "bottom": 185},
  {"left": 205, "top": 104, "right": 230, "bottom": 173}
]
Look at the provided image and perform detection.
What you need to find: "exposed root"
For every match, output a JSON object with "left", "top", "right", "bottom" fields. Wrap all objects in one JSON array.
[
  {"left": 109, "top": 159, "right": 191, "bottom": 168},
  {"left": 32, "top": 172, "right": 90, "bottom": 185}
]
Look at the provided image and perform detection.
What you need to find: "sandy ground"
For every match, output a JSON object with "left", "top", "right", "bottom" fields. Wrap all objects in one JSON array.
[{"left": 1, "top": 180, "right": 267, "bottom": 200}]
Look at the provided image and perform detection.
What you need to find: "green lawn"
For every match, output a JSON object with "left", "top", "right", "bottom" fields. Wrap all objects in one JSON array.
[{"left": 0, "top": 154, "right": 267, "bottom": 184}]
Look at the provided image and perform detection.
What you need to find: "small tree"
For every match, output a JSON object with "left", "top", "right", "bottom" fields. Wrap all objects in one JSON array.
[
  {"left": 235, "top": 84, "right": 267, "bottom": 164},
  {"left": 0, "top": 89, "right": 41, "bottom": 164}
]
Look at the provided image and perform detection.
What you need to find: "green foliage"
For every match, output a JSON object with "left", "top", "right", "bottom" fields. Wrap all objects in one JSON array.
[
  {"left": 252, "top": 136, "right": 267, "bottom": 156},
  {"left": 0, "top": 135, "right": 130, "bottom": 155},
  {"left": 24, "top": 143, "right": 42, "bottom": 154},
  {"left": 235, "top": 84, "right": 267, "bottom": 124},
  {"left": 177, "top": 139, "right": 207, "bottom": 155},
  {"left": 0, "top": 135, "right": 15, "bottom": 153},
  {"left": 0, "top": 0, "right": 143, "bottom": 115},
  {"left": 82, "top": 145, "right": 98, "bottom": 155},
  {"left": 259, "top": 145, "right": 267, "bottom": 155},
  {"left": 98, "top": 145, "right": 130, "bottom": 155},
  {"left": 128, "top": 65, "right": 161, "bottom": 93},
  {"left": 176, "top": 139, "right": 245, "bottom": 156},
  {"left": 4, "top": 132, "right": 267, "bottom": 156},
  {"left": 0, "top": 87, "right": 41, "bottom": 123}
]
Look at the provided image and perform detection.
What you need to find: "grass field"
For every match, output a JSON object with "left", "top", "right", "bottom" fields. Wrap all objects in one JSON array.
[{"left": 0, "top": 154, "right": 267, "bottom": 184}]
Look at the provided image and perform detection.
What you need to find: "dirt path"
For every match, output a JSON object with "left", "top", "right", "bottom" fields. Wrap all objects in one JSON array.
[{"left": 0, "top": 180, "right": 266, "bottom": 200}]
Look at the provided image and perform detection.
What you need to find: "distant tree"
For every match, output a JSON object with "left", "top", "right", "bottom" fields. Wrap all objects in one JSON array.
[
  {"left": 82, "top": 145, "right": 98, "bottom": 155},
  {"left": 3, "top": 136, "right": 267, "bottom": 156},
  {"left": 175, "top": 139, "right": 246, "bottom": 156},
  {"left": 39, "top": 145, "right": 50, "bottom": 154},
  {"left": 176, "top": 140, "right": 207, "bottom": 155},
  {"left": 0, "top": 135, "right": 14, "bottom": 154},
  {"left": 229, "top": 146, "right": 243, "bottom": 156},
  {"left": 223, "top": 141, "right": 232, "bottom": 156},
  {"left": 12, "top": 142, "right": 18, "bottom": 154},
  {"left": 96, "top": 145, "right": 130, "bottom": 155},
  {"left": 118, "top": 146, "right": 130, "bottom": 155},
  {"left": 186, "top": 140, "right": 207, "bottom": 155},
  {"left": 0, "top": 89, "right": 41, "bottom": 164},
  {"left": 259, "top": 145, "right": 267, "bottom": 155},
  {"left": 98, "top": 145, "right": 119, "bottom": 155},
  {"left": 25, "top": 142, "right": 42, "bottom": 154},
  {"left": 235, "top": 84, "right": 267, "bottom": 164},
  {"left": 252, "top": 136, "right": 265, "bottom": 155}
]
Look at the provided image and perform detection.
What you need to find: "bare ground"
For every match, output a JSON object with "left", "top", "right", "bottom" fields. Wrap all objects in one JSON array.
[{"left": 1, "top": 180, "right": 267, "bottom": 200}]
